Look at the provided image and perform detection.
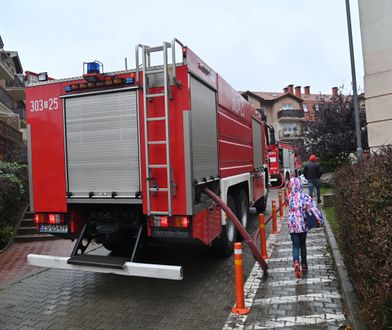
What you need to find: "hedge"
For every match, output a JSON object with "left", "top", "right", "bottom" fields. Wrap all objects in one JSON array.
[
  {"left": 0, "top": 161, "right": 28, "bottom": 249},
  {"left": 334, "top": 147, "right": 392, "bottom": 329}
]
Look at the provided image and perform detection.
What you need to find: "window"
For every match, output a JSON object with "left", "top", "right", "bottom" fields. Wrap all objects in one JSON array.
[
  {"left": 282, "top": 103, "right": 293, "bottom": 110},
  {"left": 315, "top": 104, "right": 320, "bottom": 112},
  {"left": 303, "top": 104, "right": 308, "bottom": 112}
]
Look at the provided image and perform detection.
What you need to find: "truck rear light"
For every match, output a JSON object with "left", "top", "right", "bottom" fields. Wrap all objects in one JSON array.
[
  {"left": 181, "top": 216, "right": 189, "bottom": 228},
  {"left": 160, "top": 216, "right": 169, "bottom": 227},
  {"left": 34, "top": 213, "right": 65, "bottom": 224},
  {"left": 150, "top": 216, "right": 189, "bottom": 228}
]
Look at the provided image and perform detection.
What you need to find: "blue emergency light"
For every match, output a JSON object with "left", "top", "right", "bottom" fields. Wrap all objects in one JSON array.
[
  {"left": 87, "top": 62, "right": 100, "bottom": 74},
  {"left": 83, "top": 60, "right": 103, "bottom": 75}
]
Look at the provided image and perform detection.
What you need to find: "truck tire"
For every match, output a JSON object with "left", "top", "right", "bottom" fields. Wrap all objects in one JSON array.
[
  {"left": 255, "top": 192, "right": 268, "bottom": 213},
  {"left": 215, "top": 194, "right": 237, "bottom": 257},
  {"left": 236, "top": 190, "right": 249, "bottom": 241}
]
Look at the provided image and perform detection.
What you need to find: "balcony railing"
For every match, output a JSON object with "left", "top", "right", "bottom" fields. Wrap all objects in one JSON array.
[
  {"left": 277, "top": 109, "right": 305, "bottom": 119},
  {"left": 13, "top": 105, "right": 26, "bottom": 122},
  {"left": 0, "top": 52, "right": 16, "bottom": 78},
  {"left": 278, "top": 129, "right": 303, "bottom": 139},
  {"left": 0, "top": 87, "right": 14, "bottom": 108},
  {"left": 5, "top": 76, "right": 25, "bottom": 88}
]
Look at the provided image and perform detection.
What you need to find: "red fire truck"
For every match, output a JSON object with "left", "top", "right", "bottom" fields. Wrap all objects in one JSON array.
[
  {"left": 268, "top": 142, "right": 302, "bottom": 188},
  {"left": 26, "top": 39, "right": 272, "bottom": 280}
]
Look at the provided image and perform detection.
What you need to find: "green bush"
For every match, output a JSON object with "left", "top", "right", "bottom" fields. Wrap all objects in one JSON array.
[
  {"left": 0, "top": 161, "right": 28, "bottom": 247},
  {"left": 0, "top": 225, "right": 16, "bottom": 248},
  {"left": 334, "top": 147, "right": 392, "bottom": 329}
]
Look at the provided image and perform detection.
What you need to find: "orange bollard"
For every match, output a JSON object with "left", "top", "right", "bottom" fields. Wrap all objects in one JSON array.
[
  {"left": 272, "top": 200, "right": 278, "bottom": 234},
  {"left": 278, "top": 192, "right": 284, "bottom": 219},
  {"left": 232, "top": 242, "right": 250, "bottom": 315},
  {"left": 259, "top": 214, "right": 269, "bottom": 259}
]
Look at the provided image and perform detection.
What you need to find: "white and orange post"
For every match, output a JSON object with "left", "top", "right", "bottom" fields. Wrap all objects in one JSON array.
[
  {"left": 259, "top": 214, "right": 269, "bottom": 259},
  {"left": 272, "top": 200, "right": 278, "bottom": 234},
  {"left": 232, "top": 242, "right": 250, "bottom": 315}
]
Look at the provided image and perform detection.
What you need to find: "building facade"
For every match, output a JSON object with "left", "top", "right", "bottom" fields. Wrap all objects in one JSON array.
[
  {"left": 0, "top": 35, "right": 25, "bottom": 159},
  {"left": 358, "top": 0, "right": 392, "bottom": 149},
  {"left": 242, "top": 85, "right": 334, "bottom": 146}
]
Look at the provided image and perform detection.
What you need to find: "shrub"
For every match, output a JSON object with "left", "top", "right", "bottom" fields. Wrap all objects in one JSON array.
[
  {"left": 0, "top": 161, "right": 28, "bottom": 247},
  {"left": 334, "top": 147, "right": 392, "bottom": 329},
  {"left": 0, "top": 225, "right": 16, "bottom": 248}
]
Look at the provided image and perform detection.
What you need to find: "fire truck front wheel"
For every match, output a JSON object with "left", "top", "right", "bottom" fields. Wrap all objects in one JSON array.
[{"left": 214, "top": 194, "right": 237, "bottom": 257}]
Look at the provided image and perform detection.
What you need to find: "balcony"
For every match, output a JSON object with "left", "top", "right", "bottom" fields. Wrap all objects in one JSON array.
[
  {"left": 0, "top": 51, "right": 16, "bottom": 80},
  {"left": 5, "top": 76, "right": 25, "bottom": 101},
  {"left": 278, "top": 129, "right": 304, "bottom": 140},
  {"left": 277, "top": 109, "right": 305, "bottom": 121}
]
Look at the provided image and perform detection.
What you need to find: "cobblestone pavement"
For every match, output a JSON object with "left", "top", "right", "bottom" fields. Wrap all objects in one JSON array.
[
  {"left": 0, "top": 192, "right": 277, "bottom": 330},
  {"left": 0, "top": 239, "right": 74, "bottom": 288},
  {"left": 223, "top": 210, "right": 348, "bottom": 330},
  {"left": 0, "top": 191, "right": 349, "bottom": 329}
]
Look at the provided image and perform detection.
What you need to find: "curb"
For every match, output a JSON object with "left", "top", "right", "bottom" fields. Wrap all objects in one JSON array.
[{"left": 322, "top": 210, "right": 368, "bottom": 330}]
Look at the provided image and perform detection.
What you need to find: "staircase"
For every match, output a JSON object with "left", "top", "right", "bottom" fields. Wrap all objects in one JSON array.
[{"left": 14, "top": 210, "right": 58, "bottom": 242}]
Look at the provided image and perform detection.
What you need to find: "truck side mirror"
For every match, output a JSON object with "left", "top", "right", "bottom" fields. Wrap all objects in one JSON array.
[{"left": 269, "top": 127, "right": 276, "bottom": 145}]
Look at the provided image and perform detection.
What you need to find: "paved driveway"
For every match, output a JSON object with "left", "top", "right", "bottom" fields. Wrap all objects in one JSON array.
[{"left": 0, "top": 193, "right": 277, "bottom": 330}]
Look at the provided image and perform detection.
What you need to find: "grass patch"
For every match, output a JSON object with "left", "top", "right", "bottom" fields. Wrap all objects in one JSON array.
[
  {"left": 320, "top": 186, "right": 332, "bottom": 196},
  {"left": 323, "top": 206, "right": 339, "bottom": 239}
]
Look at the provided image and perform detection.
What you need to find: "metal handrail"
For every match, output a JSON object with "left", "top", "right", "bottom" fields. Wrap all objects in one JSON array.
[
  {"left": 171, "top": 38, "right": 185, "bottom": 86},
  {"left": 135, "top": 44, "right": 145, "bottom": 84}
]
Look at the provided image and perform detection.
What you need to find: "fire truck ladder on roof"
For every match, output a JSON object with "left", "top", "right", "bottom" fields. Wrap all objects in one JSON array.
[{"left": 140, "top": 41, "right": 173, "bottom": 216}]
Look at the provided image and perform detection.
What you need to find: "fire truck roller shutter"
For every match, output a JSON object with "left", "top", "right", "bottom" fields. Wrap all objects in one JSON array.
[
  {"left": 252, "top": 119, "right": 263, "bottom": 168},
  {"left": 282, "top": 148, "right": 290, "bottom": 169},
  {"left": 190, "top": 77, "right": 218, "bottom": 183},
  {"left": 64, "top": 90, "right": 140, "bottom": 198},
  {"left": 289, "top": 150, "right": 295, "bottom": 172}
]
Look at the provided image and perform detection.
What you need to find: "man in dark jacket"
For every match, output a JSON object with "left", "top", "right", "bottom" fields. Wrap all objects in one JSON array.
[{"left": 303, "top": 155, "right": 323, "bottom": 203}]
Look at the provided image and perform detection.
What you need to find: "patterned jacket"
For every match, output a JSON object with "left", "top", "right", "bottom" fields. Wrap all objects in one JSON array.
[{"left": 287, "top": 177, "right": 324, "bottom": 233}]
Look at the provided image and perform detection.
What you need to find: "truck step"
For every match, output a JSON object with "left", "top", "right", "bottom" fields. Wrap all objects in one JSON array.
[{"left": 67, "top": 255, "right": 129, "bottom": 269}]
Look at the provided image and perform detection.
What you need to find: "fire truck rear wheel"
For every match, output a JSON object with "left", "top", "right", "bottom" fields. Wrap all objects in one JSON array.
[
  {"left": 215, "top": 194, "right": 237, "bottom": 257},
  {"left": 236, "top": 190, "right": 249, "bottom": 241},
  {"left": 255, "top": 193, "right": 268, "bottom": 213}
]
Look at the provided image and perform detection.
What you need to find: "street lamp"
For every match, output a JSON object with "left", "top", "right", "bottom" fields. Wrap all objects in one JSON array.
[{"left": 345, "top": 0, "right": 363, "bottom": 159}]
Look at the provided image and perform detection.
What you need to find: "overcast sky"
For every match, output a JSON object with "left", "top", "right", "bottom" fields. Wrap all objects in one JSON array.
[{"left": 1, "top": 0, "right": 363, "bottom": 95}]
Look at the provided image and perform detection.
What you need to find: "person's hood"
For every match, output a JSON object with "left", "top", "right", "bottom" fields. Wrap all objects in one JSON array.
[{"left": 289, "top": 177, "right": 303, "bottom": 193}]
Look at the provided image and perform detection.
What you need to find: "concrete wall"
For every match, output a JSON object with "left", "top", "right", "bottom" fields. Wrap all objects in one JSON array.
[{"left": 358, "top": 0, "right": 392, "bottom": 148}]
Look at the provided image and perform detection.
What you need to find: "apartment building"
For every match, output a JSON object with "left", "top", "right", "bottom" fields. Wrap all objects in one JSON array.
[
  {"left": 242, "top": 85, "right": 334, "bottom": 146},
  {"left": 358, "top": 0, "right": 392, "bottom": 149},
  {"left": 0, "top": 35, "right": 25, "bottom": 159}
]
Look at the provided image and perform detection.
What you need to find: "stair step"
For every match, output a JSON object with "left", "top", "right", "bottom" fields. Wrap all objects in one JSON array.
[
  {"left": 17, "top": 226, "right": 37, "bottom": 236},
  {"left": 14, "top": 234, "right": 59, "bottom": 242},
  {"left": 67, "top": 255, "right": 129, "bottom": 269},
  {"left": 146, "top": 93, "right": 165, "bottom": 98},
  {"left": 23, "top": 213, "right": 34, "bottom": 220},
  {"left": 145, "top": 46, "right": 164, "bottom": 53},
  {"left": 147, "top": 117, "right": 166, "bottom": 122},
  {"left": 20, "top": 219, "right": 35, "bottom": 227}
]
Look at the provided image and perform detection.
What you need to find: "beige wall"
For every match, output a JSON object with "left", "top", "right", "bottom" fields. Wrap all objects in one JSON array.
[{"left": 359, "top": 0, "right": 392, "bottom": 148}]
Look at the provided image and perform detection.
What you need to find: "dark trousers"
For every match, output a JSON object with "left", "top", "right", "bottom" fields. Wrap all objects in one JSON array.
[
  {"left": 290, "top": 232, "right": 307, "bottom": 265},
  {"left": 308, "top": 178, "right": 321, "bottom": 202}
]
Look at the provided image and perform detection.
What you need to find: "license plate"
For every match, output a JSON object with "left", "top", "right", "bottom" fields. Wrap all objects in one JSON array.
[
  {"left": 270, "top": 178, "right": 278, "bottom": 182},
  {"left": 39, "top": 224, "right": 68, "bottom": 234},
  {"left": 151, "top": 228, "right": 190, "bottom": 238}
]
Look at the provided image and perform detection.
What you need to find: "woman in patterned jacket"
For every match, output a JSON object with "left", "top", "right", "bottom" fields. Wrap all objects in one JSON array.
[{"left": 287, "top": 177, "right": 324, "bottom": 278}]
